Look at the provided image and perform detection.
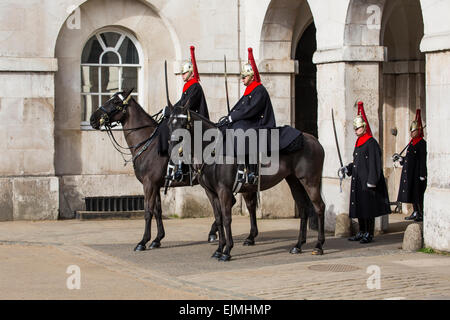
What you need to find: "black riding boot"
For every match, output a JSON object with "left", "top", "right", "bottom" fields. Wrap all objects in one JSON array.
[
  {"left": 360, "top": 218, "right": 374, "bottom": 243},
  {"left": 405, "top": 203, "right": 419, "bottom": 220},
  {"left": 247, "top": 164, "right": 258, "bottom": 185},
  {"left": 414, "top": 203, "right": 423, "bottom": 222},
  {"left": 348, "top": 218, "right": 365, "bottom": 241}
]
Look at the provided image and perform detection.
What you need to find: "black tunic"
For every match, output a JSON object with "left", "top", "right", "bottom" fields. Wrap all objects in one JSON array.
[
  {"left": 346, "top": 137, "right": 391, "bottom": 219},
  {"left": 223, "top": 84, "right": 301, "bottom": 156},
  {"left": 174, "top": 82, "right": 209, "bottom": 119},
  {"left": 228, "top": 84, "right": 275, "bottom": 130},
  {"left": 397, "top": 139, "right": 427, "bottom": 204},
  {"left": 158, "top": 82, "right": 209, "bottom": 156}
]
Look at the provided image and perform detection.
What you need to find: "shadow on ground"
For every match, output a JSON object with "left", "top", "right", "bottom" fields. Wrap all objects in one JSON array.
[{"left": 89, "top": 225, "right": 407, "bottom": 277}]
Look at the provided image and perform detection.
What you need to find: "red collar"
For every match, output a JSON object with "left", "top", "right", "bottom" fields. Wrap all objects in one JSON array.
[
  {"left": 411, "top": 136, "right": 423, "bottom": 146},
  {"left": 243, "top": 81, "right": 261, "bottom": 96},
  {"left": 182, "top": 78, "right": 198, "bottom": 93},
  {"left": 355, "top": 132, "right": 372, "bottom": 147}
]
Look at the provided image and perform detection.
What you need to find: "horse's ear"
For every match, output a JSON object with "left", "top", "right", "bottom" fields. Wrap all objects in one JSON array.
[{"left": 123, "top": 88, "right": 134, "bottom": 99}]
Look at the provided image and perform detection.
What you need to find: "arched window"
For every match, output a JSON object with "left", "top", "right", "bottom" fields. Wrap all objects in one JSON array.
[{"left": 80, "top": 29, "right": 142, "bottom": 124}]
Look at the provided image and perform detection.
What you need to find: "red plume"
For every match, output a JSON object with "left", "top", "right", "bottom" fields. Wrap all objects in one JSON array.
[
  {"left": 248, "top": 48, "right": 261, "bottom": 83},
  {"left": 357, "top": 101, "right": 372, "bottom": 136},
  {"left": 190, "top": 46, "right": 200, "bottom": 81},
  {"left": 415, "top": 109, "right": 424, "bottom": 138}
]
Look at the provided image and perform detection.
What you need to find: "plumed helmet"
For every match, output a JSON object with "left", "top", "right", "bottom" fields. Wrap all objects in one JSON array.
[
  {"left": 241, "top": 63, "right": 254, "bottom": 78},
  {"left": 180, "top": 61, "right": 193, "bottom": 78},
  {"left": 180, "top": 46, "right": 200, "bottom": 81},
  {"left": 353, "top": 101, "right": 372, "bottom": 135},
  {"left": 410, "top": 109, "right": 424, "bottom": 137},
  {"left": 353, "top": 115, "right": 366, "bottom": 130}
]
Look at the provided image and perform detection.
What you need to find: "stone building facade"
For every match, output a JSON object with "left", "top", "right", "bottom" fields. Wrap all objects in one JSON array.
[{"left": 0, "top": 0, "right": 448, "bottom": 252}]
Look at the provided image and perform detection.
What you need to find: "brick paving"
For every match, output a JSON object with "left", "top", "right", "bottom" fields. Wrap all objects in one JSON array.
[{"left": 0, "top": 215, "right": 449, "bottom": 300}]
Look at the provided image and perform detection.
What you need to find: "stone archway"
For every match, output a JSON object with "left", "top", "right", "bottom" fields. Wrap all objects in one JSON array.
[
  {"left": 380, "top": 0, "right": 425, "bottom": 211},
  {"left": 257, "top": 0, "right": 317, "bottom": 221}
]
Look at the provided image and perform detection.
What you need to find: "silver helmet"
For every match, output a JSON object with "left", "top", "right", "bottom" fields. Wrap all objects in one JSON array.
[
  {"left": 180, "top": 61, "right": 193, "bottom": 78},
  {"left": 353, "top": 115, "right": 366, "bottom": 130},
  {"left": 240, "top": 63, "right": 254, "bottom": 78}
]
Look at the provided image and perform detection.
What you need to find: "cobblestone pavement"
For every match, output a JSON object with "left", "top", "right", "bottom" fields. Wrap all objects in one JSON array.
[{"left": 0, "top": 214, "right": 449, "bottom": 300}]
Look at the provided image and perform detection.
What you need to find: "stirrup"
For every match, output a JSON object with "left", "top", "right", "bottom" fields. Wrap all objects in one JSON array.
[{"left": 232, "top": 165, "right": 247, "bottom": 194}]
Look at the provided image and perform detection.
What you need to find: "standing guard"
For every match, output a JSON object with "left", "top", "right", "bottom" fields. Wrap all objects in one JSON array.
[
  {"left": 217, "top": 48, "right": 276, "bottom": 184},
  {"left": 394, "top": 109, "right": 427, "bottom": 222},
  {"left": 340, "top": 102, "right": 391, "bottom": 243},
  {"left": 159, "top": 46, "right": 210, "bottom": 182}
]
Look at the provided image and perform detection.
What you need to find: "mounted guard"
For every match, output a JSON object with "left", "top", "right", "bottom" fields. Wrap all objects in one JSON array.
[
  {"left": 160, "top": 46, "right": 210, "bottom": 184},
  {"left": 218, "top": 48, "right": 301, "bottom": 189}
]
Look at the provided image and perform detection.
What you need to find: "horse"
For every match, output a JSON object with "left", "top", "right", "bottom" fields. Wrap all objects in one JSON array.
[
  {"left": 89, "top": 89, "right": 261, "bottom": 251},
  {"left": 167, "top": 104, "right": 326, "bottom": 261}
]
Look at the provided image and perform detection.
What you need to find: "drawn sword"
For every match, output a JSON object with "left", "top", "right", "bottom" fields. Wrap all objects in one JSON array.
[
  {"left": 331, "top": 108, "right": 345, "bottom": 192},
  {"left": 224, "top": 55, "right": 231, "bottom": 114}
]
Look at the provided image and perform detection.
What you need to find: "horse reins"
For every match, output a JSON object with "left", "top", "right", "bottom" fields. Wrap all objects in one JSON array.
[{"left": 99, "top": 95, "right": 163, "bottom": 167}]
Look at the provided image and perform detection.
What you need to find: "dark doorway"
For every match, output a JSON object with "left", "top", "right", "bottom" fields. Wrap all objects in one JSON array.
[
  {"left": 295, "top": 23, "right": 317, "bottom": 138},
  {"left": 294, "top": 23, "right": 318, "bottom": 229}
]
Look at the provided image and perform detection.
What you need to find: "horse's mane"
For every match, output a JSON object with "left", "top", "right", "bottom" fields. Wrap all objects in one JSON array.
[{"left": 130, "top": 97, "right": 159, "bottom": 126}]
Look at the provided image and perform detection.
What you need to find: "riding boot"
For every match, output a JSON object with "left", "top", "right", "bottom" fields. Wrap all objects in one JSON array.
[
  {"left": 247, "top": 164, "right": 258, "bottom": 185},
  {"left": 360, "top": 218, "right": 374, "bottom": 244},
  {"left": 414, "top": 203, "right": 423, "bottom": 222},
  {"left": 174, "top": 163, "right": 184, "bottom": 182},
  {"left": 165, "top": 160, "right": 176, "bottom": 181},
  {"left": 348, "top": 218, "right": 365, "bottom": 241},
  {"left": 405, "top": 203, "right": 419, "bottom": 220}
]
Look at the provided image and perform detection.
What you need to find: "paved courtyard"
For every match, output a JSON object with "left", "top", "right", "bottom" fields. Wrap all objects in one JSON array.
[{"left": 0, "top": 214, "right": 449, "bottom": 300}]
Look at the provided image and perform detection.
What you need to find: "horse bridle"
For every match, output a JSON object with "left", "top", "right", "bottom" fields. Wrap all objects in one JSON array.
[
  {"left": 99, "top": 93, "right": 133, "bottom": 126},
  {"left": 98, "top": 93, "right": 162, "bottom": 167}
]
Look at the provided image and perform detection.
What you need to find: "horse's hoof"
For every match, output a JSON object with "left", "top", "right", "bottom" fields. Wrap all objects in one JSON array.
[
  {"left": 134, "top": 244, "right": 146, "bottom": 251},
  {"left": 312, "top": 248, "right": 323, "bottom": 255},
  {"left": 289, "top": 247, "right": 302, "bottom": 254},
  {"left": 243, "top": 239, "right": 255, "bottom": 246},
  {"left": 208, "top": 234, "right": 217, "bottom": 243},
  {"left": 219, "top": 254, "right": 231, "bottom": 262},
  {"left": 211, "top": 251, "right": 222, "bottom": 259},
  {"left": 148, "top": 241, "right": 161, "bottom": 250}
]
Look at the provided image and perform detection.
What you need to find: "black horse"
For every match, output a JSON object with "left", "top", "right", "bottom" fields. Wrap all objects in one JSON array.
[
  {"left": 89, "top": 89, "right": 260, "bottom": 251},
  {"left": 167, "top": 104, "right": 326, "bottom": 261}
]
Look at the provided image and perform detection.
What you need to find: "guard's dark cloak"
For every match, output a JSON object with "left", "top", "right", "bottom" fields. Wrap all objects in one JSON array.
[
  {"left": 397, "top": 138, "right": 427, "bottom": 204},
  {"left": 222, "top": 84, "right": 301, "bottom": 157},
  {"left": 158, "top": 82, "right": 209, "bottom": 156},
  {"left": 346, "top": 137, "right": 391, "bottom": 219}
]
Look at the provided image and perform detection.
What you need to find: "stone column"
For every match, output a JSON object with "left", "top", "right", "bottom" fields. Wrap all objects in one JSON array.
[
  {"left": 0, "top": 58, "right": 59, "bottom": 221},
  {"left": 420, "top": 47, "right": 450, "bottom": 252},
  {"left": 313, "top": 46, "right": 389, "bottom": 233}
]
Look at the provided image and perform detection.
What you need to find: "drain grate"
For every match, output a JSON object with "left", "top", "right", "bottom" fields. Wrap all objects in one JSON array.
[
  {"left": 308, "top": 264, "right": 360, "bottom": 273},
  {"left": 84, "top": 196, "right": 144, "bottom": 212}
]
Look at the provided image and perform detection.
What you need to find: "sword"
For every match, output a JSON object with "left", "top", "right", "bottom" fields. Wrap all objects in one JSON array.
[
  {"left": 392, "top": 125, "right": 427, "bottom": 163},
  {"left": 257, "top": 152, "right": 261, "bottom": 207},
  {"left": 224, "top": 55, "right": 231, "bottom": 114},
  {"left": 164, "top": 60, "right": 173, "bottom": 108},
  {"left": 331, "top": 108, "right": 345, "bottom": 192}
]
